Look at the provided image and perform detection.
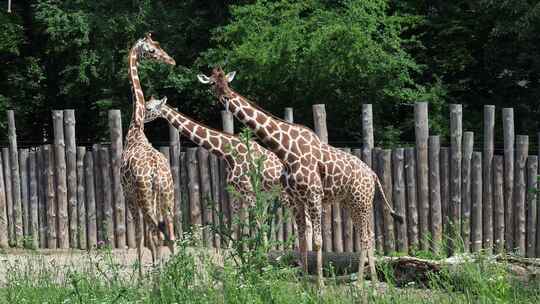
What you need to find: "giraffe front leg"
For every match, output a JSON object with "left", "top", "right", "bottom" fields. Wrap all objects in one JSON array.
[
  {"left": 293, "top": 203, "right": 308, "bottom": 273},
  {"left": 307, "top": 196, "right": 324, "bottom": 288}
]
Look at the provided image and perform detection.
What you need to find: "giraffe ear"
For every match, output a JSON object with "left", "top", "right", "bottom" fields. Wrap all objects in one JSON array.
[
  {"left": 197, "top": 74, "right": 211, "bottom": 84},
  {"left": 160, "top": 96, "right": 168, "bottom": 105},
  {"left": 226, "top": 71, "right": 236, "bottom": 83}
]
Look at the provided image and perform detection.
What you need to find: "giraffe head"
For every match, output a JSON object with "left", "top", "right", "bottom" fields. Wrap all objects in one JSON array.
[
  {"left": 197, "top": 66, "right": 236, "bottom": 97},
  {"left": 144, "top": 95, "right": 168, "bottom": 123},
  {"left": 134, "top": 33, "right": 176, "bottom": 66}
]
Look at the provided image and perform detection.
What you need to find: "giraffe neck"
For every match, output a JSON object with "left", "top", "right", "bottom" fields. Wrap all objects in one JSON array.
[
  {"left": 127, "top": 44, "right": 145, "bottom": 134},
  {"left": 218, "top": 87, "right": 310, "bottom": 156},
  {"left": 160, "top": 105, "right": 239, "bottom": 161}
]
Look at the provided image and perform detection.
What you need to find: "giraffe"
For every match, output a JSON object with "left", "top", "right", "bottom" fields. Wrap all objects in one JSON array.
[
  {"left": 197, "top": 67, "right": 403, "bottom": 287},
  {"left": 143, "top": 96, "right": 296, "bottom": 241},
  {"left": 121, "top": 33, "right": 176, "bottom": 277}
]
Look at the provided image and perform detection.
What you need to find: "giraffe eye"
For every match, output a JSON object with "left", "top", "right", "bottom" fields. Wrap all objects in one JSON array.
[{"left": 149, "top": 49, "right": 155, "bottom": 54}]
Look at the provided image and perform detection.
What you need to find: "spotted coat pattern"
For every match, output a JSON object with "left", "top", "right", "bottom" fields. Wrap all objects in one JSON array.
[{"left": 120, "top": 34, "right": 176, "bottom": 276}]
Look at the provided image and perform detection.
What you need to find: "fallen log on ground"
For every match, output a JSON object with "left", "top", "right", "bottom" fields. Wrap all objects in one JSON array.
[{"left": 267, "top": 251, "right": 540, "bottom": 286}]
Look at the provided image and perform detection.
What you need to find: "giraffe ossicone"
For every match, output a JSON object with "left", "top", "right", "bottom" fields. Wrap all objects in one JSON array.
[{"left": 199, "top": 66, "right": 404, "bottom": 288}]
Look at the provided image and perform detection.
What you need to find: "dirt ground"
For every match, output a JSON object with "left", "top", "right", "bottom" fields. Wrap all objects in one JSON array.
[{"left": 0, "top": 246, "right": 220, "bottom": 285}]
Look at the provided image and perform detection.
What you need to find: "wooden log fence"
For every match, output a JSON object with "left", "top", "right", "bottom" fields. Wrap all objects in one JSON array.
[{"left": 1, "top": 104, "right": 540, "bottom": 257}]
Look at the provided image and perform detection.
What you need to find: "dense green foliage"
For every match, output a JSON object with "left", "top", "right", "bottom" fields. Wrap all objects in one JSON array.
[{"left": 1, "top": 0, "right": 540, "bottom": 146}]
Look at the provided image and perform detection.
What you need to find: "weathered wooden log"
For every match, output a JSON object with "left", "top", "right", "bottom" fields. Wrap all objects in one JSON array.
[
  {"left": 76, "top": 147, "right": 87, "bottom": 250},
  {"left": 99, "top": 146, "right": 114, "bottom": 247},
  {"left": 198, "top": 148, "right": 213, "bottom": 247},
  {"left": 187, "top": 148, "right": 202, "bottom": 240},
  {"left": 28, "top": 151, "right": 39, "bottom": 249},
  {"left": 380, "top": 149, "right": 395, "bottom": 254},
  {"left": 64, "top": 110, "right": 78, "bottom": 248},
  {"left": 84, "top": 151, "right": 97, "bottom": 249},
  {"left": 313, "top": 104, "right": 328, "bottom": 252},
  {"left": 450, "top": 104, "right": 463, "bottom": 253},
  {"left": 404, "top": 148, "right": 418, "bottom": 250},
  {"left": 37, "top": 147, "right": 47, "bottom": 248},
  {"left": 514, "top": 135, "right": 528, "bottom": 255},
  {"left": 168, "top": 109, "right": 182, "bottom": 240},
  {"left": 440, "top": 147, "right": 450, "bottom": 236},
  {"left": 503, "top": 108, "right": 515, "bottom": 251},
  {"left": 2, "top": 148, "right": 14, "bottom": 244},
  {"left": 471, "top": 152, "right": 483, "bottom": 252},
  {"left": 180, "top": 152, "right": 189, "bottom": 235},
  {"left": 43, "top": 145, "right": 57, "bottom": 248},
  {"left": 7, "top": 111, "right": 23, "bottom": 246},
  {"left": 209, "top": 154, "right": 221, "bottom": 248},
  {"left": 526, "top": 156, "right": 537, "bottom": 258},
  {"left": 18, "top": 149, "right": 29, "bottom": 239},
  {"left": 483, "top": 106, "right": 495, "bottom": 253},
  {"left": 415, "top": 102, "right": 429, "bottom": 250},
  {"left": 0, "top": 150, "right": 8, "bottom": 248},
  {"left": 108, "top": 110, "right": 126, "bottom": 249},
  {"left": 52, "top": 110, "right": 69, "bottom": 248},
  {"left": 493, "top": 155, "right": 504, "bottom": 253},
  {"left": 392, "top": 148, "right": 407, "bottom": 253},
  {"left": 92, "top": 144, "right": 103, "bottom": 244},
  {"left": 373, "top": 148, "right": 383, "bottom": 252},
  {"left": 462, "top": 131, "right": 474, "bottom": 252},
  {"left": 429, "top": 136, "right": 442, "bottom": 247}
]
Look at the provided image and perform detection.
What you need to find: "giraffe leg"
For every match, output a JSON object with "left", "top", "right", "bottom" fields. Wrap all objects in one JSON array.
[
  {"left": 368, "top": 246, "right": 377, "bottom": 283},
  {"left": 357, "top": 247, "right": 367, "bottom": 288},
  {"left": 160, "top": 182, "right": 176, "bottom": 255},
  {"left": 134, "top": 210, "right": 144, "bottom": 278},
  {"left": 293, "top": 203, "right": 308, "bottom": 273},
  {"left": 306, "top": 190, "right": 324, "bottom": 287}
]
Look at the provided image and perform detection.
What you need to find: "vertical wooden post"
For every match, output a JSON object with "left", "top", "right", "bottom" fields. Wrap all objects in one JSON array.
[
  {"left": 63, "top": 110, "right": 78, "bottom": 248},
  {"left": 462, "top": 131, "right": 474, "bottom": 252},
  {"left": 209, "top": 155, "right": 221, "bottom": 248},
  {"left": 37, "top": 147, "right": 47, "bottom": 248},
  {"left": 92, "top": 144, "right": 103, "bottom": 244},
  {"left": 169, "top": 109, "right": 182, "bottom": 239},
  {"left": 84, "top": 151, "right": 97, "bottom": 249},
  {"left": 52, "top": 110, "right": 69, "bottom": 248},
  {"left": 373, "top": 148, "right": 383, "bottom": 252},
  {"left": 514, "top": 135, "right": 528, "bottom": 255},
  {"left": 198, "top": 148, "right": 213, "bottom": 247},
  {"left": 0, "top": 151, "right": 8, "bottom": 248},
  {"left": 43, "top": 145, "right": 57, "bottom": 248},
  {"left": 526, "top": 156, "right": 537, "bottom": 258},
  {"left": 180, "top": 152, "right": 189, "bottom": 234},
  {"left": 7, "top": 110, "right": 23, "bottom": 246},
  {"left": 108, "top": 110, "right": 126, "bottom": 248},
  {"left": 449, "top": 104, "right": 462, "bottom": 253},
  {"left": 19, "top": 149, "right": 29, "bottom": 239},
  {"left": 361, "top": 104, "right": 375, "bottom": 253},
  {"left": 483, "top": 105, "right": 495, "bottom": 253},
  {"left": 99, "top": 146, "right": 114, "bottom": 247},
  {"left": 429, "top": 136, "right": 442, "bottom": 248},
  {"left": 440, "top": 147, "right": 450, "bottom": 236},
  {"left": 404, "top": 148, "right": 418, "bottom": 250},
  {"left": 283, "top": 107, "right": 295, "bottom": 248},
  {"left": 471, "top": 152, "right": 483, "bottom": 253},
  {"left": 2, "top": 148, "right": 14, "bottom": 244},
  {"left": 76, "top": 147, "right": 87, "bottom": 250},
  {"left": 187, "top": 148, "right": 202, "bottom": 241},
  {"left": 28, "top": 151, "right": 39, "bottom": 249},
  {"left": 392, "top": 148, "right": 407, "bottom": 253},
  {"left": 415, "top": 102, "right": 429, "bottom": 250},
  {"left": 493, "top": 155, "right": 505, "bottom": 253},
  {"left": 312, "top": 104, "right": 328, "bottom": 251},
  {"left": 380, "top": 149, "right": 395, "bottom": 254},
  {"left": 503, "top": 108, "right": 514, "bottom": 251}
]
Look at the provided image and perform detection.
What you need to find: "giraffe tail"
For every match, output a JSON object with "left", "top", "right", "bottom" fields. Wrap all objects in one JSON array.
[{"left": 373, "top": 173, "right": 404, "bottom": 224}]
